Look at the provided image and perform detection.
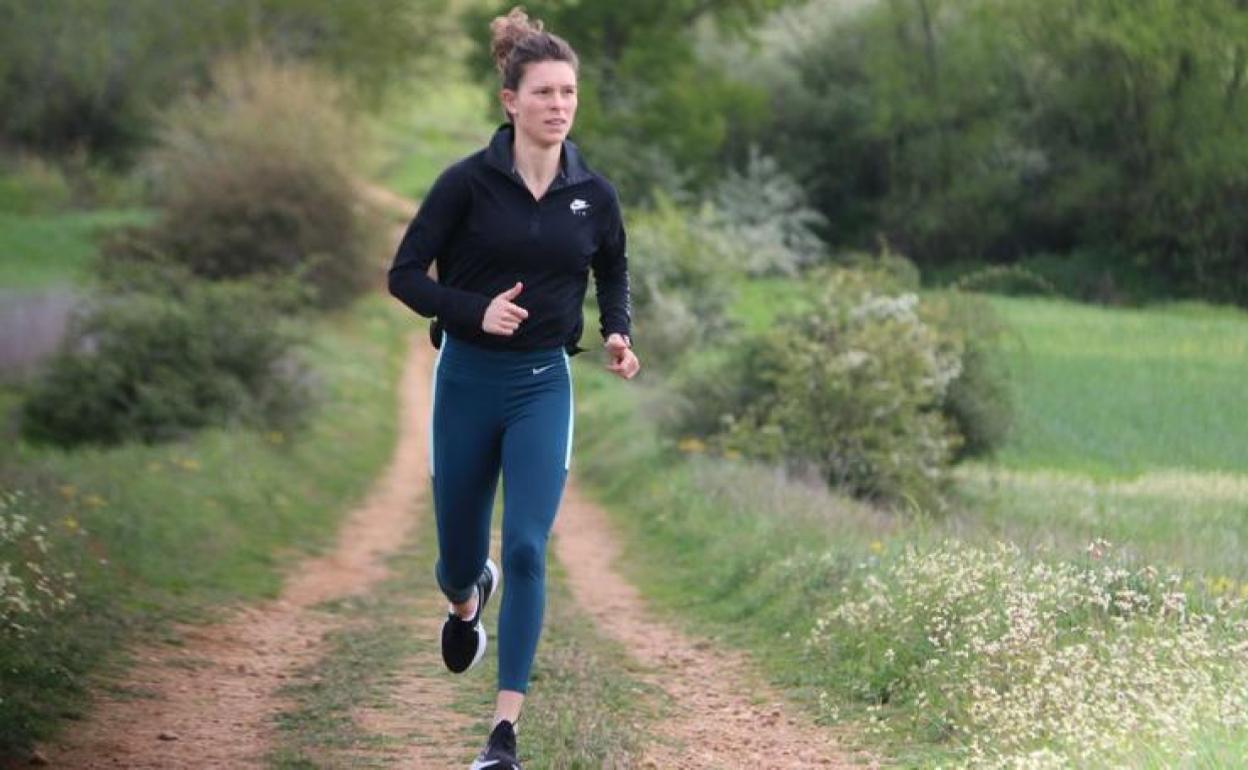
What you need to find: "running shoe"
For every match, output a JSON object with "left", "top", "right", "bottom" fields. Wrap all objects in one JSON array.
[
  {"left": 469, "top": 719, "right": 520, "bottom": 770},
  {"left": 441, "top": 557, "right": 499, "bottom": 673}
]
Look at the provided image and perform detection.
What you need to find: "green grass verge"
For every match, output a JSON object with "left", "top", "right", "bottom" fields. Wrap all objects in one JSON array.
[
  {"left": 571, "top": 360, "right": 1248, "bottom": 768},
  {"left": 0, "top": 209, "right": 155, "bottom": 289},
  {"left": 0, "top": 296, "right": 410, "bottom": 756},
  {"left": 271, "top": 496, "right": 655, "bottom": 769}
]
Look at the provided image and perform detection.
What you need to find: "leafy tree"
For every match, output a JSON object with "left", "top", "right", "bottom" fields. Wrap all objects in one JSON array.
[
  {"left": 0, "top": 0, "right": 450, "bottom": 162},
  {"left": 466, "top": 0, "right": 795, "bottom": 200},
  {"left": 758, "top": 0, "right": 1248, "bottom": 304}
]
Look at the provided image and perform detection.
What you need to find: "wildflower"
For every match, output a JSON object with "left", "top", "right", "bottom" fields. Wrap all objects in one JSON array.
[{"left": 677, "top": 437, "right": 706, "bottom": 454}]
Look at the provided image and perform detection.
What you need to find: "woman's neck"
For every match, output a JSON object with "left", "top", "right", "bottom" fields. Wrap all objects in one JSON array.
[{"left": 512, "top": 129, "right": 562, "bottom": 199}]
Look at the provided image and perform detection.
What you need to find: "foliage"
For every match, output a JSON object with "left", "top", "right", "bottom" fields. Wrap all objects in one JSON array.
[
  {"left": 139, "top": 52, "right": 379, "bottom": 310},
  {"left": 20, "top": 280, "right": 311, "bottom": 448},
  {"left": 810, "top": 538, "right": 1248, "bottom": 768},
  {"left": 0, "top": 297, "right": 408, "bottom": 755},
  {"left": 0, "top": 158, "right": 72, "bottom": 214},
  {"left": 0, "top": 491, "right": 77, "bottom": 637},
  {"left": 922, "top": 292, "right": 1015, "bottom": 458},
  {"left": 673, "top": 266, "right": 963, "bottom": 509},
  {"left": 624, "top": 193, "right": 739, "bottom": 369},
  {"left": 710, "top": 147, "right": 828, "bottom": 276},
  {"left": 757, "top": 0, "right": 1248, "bottom": 305},
  {"left": 466, "top": 0, "right": 796, "bottom": 200},
  {"left": 0, "top": 0, "right": 450, "bottom": 162}
]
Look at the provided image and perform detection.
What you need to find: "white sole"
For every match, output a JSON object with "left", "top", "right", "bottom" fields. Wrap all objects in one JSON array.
[{"left": 466, "top": 558, "right": 500, "bottom": 671}]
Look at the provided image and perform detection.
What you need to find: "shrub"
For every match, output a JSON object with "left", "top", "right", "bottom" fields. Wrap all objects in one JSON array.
[
  {"left": 0, "top": 157, "right": 72, "bottom": 214},
  {"left": 673, "top": 266, "right": 963, "bottom": 509},
  {"left": 20, "top": 281, "right": 312, "bottom": 447},
  {"left": 140, "top": 52, "right": 380, "bottom": 310},
  {"left": 922, "top": 292, "right": 1016, "bottom": 458},
  {"left": 710, "top": 147, "right": 828, "bottom": 277},
  {"left": 625, "top": 193, "right": 738, "bottom": 369}
]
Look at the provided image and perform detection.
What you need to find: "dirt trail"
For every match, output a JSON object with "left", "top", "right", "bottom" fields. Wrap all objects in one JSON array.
[
  {"left": 39, "top": 336, "right": 444, "bottom": 768},
  {"left": 29, "top": 182, "right": 877, "bottom": 768},
  {"left": 554, "top": 484, "right": 876, "bottom": 769}
]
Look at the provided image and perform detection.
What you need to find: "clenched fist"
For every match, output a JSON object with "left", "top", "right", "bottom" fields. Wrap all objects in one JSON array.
[{"left": 604, "top": 333, "right": 640, "bottom": 379}]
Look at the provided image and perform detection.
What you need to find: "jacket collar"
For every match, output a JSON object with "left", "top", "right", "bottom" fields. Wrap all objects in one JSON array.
[{"left": 484, "top": 122, "right": 593, "bottom": 191}]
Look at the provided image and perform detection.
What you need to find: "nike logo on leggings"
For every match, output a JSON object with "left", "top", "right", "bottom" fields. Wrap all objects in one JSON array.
[{"left": 531, "top": 364, "right": 555, "bottom": 375}]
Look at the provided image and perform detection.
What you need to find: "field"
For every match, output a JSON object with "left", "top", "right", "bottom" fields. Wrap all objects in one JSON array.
[{"left": 570, "top": 278, "right": 1248, "bottom": 766}]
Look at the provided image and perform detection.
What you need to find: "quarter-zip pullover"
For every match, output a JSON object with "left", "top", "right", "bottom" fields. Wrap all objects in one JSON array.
[{"left": 387, "top": 124, "right": 632, "bottom": 355}]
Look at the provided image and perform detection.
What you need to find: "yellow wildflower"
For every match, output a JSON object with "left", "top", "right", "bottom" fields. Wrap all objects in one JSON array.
[{"left": 677, "top": 437, "right": 706, "bottom": 454}]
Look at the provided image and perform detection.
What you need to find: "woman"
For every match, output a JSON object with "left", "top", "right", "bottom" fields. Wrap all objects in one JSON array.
[{"left": 387, "top": 7, "right": 640, "bottom": 768}]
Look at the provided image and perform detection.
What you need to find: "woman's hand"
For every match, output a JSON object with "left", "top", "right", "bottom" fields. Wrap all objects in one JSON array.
[
  {"left": 482, "top": 282, "right": 529, "bottom": 336},
  {"left": 604, "top": 333, "right": 640, "bottom": 379}
]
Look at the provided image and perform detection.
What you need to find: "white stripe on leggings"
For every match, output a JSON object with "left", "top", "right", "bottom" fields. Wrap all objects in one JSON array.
[
  {"left": 563, "top": 349, "right": 574, "bottom": 470},
  {"left": 429, "top": 338, "right": 444, "bottom": 478}
]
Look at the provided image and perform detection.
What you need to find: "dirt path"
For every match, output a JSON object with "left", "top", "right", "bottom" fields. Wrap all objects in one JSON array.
[
  {"left": 553, "top": 483, "right": 877, "bottom": 769},
  {"left": 29, "top": 182, "right": 876, "bottom": 768},
  {"left": 38, "top": 337, "right": 445, "bottom": 769}
]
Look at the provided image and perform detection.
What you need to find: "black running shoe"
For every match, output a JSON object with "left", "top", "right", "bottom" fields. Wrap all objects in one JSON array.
[
  {"left": 441, "top": 558, "right": 499, "bottom": 673},
  {"left": 469, "top": 719, "right": 520, "bottom": 770}
]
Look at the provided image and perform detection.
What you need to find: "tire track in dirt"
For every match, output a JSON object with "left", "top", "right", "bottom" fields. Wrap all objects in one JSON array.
[
  {"left": 553, "top": 483, "right": 879, "bottom": 769},
  {"left": 37, "top": 335, "right": 459, "bottom": 768}
]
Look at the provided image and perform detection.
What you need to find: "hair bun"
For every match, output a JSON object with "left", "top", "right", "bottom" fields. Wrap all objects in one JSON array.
[{"left": 490, "top": 7, "right": 544, "bottom": 75}]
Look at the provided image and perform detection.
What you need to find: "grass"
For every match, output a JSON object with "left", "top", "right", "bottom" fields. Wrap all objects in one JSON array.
[
  {"left": 363, "top": 80, "right": 495, "bottom": 201},
  {"left": 0, "top": 209, "right": 155, "bottom": 289},
  {"left": 0, "top": 296, "right": 411, "bottom": 756},
  {"left": 571, "top": 361, "right": 1248, "bottom": 768},
  {"left": 984, "top": 296, "right": 1248, "bottom": 476}
]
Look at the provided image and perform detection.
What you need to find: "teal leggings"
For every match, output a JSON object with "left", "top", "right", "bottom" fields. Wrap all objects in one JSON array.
[{"left": 429, "top": 332, "right": 573, "bottom": 694}]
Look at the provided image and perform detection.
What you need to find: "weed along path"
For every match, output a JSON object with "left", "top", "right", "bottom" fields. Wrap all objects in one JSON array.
[
  {"left": 553, "top": 484, "right": 874, "bottom": 769},
  {"left": 40, "top": 337, "right": 449, "bottom": 768}
]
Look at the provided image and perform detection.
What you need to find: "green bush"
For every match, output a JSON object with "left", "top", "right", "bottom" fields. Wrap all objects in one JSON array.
[
  {"left": 140, "top": 52, "right": 380, "bottom": 310},
  {"left": 922, "top": 292, "right": 1016, "bottom": 459},
  {"left": 0, "top": 157, "right": 72, "bottom": 214},
  {"left": 20, "top": 281, "right": 312, "bottom": 447},
  {"left": 673, "top": 266, "right": 963, "bottom": 509}
]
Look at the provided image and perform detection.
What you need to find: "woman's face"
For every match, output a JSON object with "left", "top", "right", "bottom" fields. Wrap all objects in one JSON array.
[{"left": 501, "top": 60, "right": 578, "bottom": 148}]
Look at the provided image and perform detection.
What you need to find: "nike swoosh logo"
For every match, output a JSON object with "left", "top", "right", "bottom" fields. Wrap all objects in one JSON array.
[
  {"left": 470, "top": 760, "right": 501, "bottom": 769},
  {"left": 532, "top": 364, "right": 555, "bottom": 375}
]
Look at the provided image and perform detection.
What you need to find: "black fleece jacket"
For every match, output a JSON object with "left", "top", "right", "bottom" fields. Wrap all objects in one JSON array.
[{"left": 387, "top": 124, "right": 632, "bottom": 355}]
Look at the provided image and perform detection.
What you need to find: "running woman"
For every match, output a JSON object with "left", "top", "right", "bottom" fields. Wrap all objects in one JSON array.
[{"left": 387, "top": 7, "right": 640, "bottom": 768}]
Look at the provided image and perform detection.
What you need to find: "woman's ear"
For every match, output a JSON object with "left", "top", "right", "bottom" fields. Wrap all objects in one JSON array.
[{"left": 499, "top": 89, "right": 517, "bottom": 121}]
